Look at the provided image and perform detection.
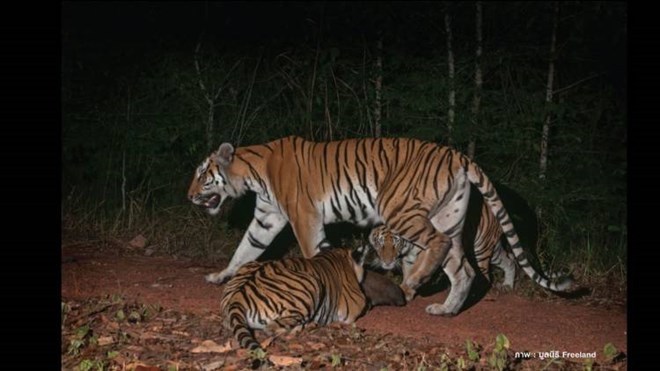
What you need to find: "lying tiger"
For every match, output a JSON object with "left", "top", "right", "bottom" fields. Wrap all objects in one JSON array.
[{"left": 220, "top": 247, "right": 405, "bottom": 351}]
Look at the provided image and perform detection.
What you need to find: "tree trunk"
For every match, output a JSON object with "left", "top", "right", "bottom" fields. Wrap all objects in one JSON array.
[
  {"left": 374, "top": 36, "right": 383, "bottom": 138},
  {"left": 194, "top": 39, "right": 216, "bottom": 152},
  {"left": 468, "top": 1, "right": 483, "bottom": 159},
  {"left": 445, "top": 12, "right": 455, "bottom": 146},
  {"left": 539, "top": 1, "right": 560, "bottom": 181}
]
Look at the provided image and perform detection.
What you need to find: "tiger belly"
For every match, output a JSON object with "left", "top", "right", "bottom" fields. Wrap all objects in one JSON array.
[{"left": 320, "top": 191, "right": 380, "bottom": 226}]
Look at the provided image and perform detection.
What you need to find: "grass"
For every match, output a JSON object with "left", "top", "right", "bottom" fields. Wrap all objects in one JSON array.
[{"left": 62, "top": 192, "right": 243, "bottom": 262}]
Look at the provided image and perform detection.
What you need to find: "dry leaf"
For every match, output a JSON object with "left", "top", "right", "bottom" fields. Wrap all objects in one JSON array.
[
  {"left": 128, "top": 234, "right": 147, "bottom": 249},
  {"left": 201, "top": 360, "right": 224, "bottom": 371},
  {"left": 288, "top": 343, "right": 304, "bottom": 352},
  {"left": 260, "top": 335, "right": 275, "bottom": 349},
  {"left": 308, "top": 342, "right": 325, "bottom": 351},
  {"left": 139, "top": 332, "right": 158, "bottom": 341},
  {"left": 126, "top": 345, "right": 145, "bottom": 353},
  {"left": 97, "top": 335, "right": 114, "bottom": 346},
  {"left": 191, "top": 339, "right": 232, "bottom": 353},
  {"left": 125, "top": 362, "right": 155, "bottom": 370},
  {"left": 268, "top": 354, "right": 303, "bottom": 367},
  {"left": 134, "top": 366, "right": 160, "bottom": 371}
]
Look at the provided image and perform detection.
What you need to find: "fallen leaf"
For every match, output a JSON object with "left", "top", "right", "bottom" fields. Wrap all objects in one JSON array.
[
  {"left": 288, "top": 343, "right": 304, "bottom": 352},
  {"left": 126, "top": 345, "right": 145, "bottom": 353},
  {"left": 97, "top": 335, "right": 114, "bottom": 346},
  {"left": 139, "top": 332, "right": 158, "bottom": 341},
  {"left": 128, "top": 235, "right": 147, "bottom": 249},
  {"left": 260, "top": 335, "right": 275, "bottom": 349},
  {"left": 191, "top": 339, "right": 232, "bottom": 353},
  {"left": 308, "top": 342, "right": 325, "bottom": 351},
  {"left": 201, "top": 360, "right": 224, "bottom": 371},
  {"left": 268, "top": 354, "right": 303, "bottom": 367},
  {"left": 134, "top": 365, "right": 160, "bottom": 371},
  {"left": 126, "top": 362, "right": 156, "bottom": 371}
]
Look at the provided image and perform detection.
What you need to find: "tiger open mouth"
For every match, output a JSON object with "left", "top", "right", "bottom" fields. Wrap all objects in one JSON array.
[{"left": 203, "top": 194, "right": 221, "bottom": 209}]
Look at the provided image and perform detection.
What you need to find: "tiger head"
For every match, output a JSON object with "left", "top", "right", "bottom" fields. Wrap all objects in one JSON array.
[
  {"left": 187, "top": 143, "right": 247, "bottom": 216},
  {"left": 368, "top": 225, "right": 404, "bottom": 271}
]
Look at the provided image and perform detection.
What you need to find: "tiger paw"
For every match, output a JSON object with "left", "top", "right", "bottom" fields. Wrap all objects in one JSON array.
[
  {"left": 205, "top": 270, "right": 232, "bottom": 284},
  {"left": 425, "top": 303, "right": 457, "bottom": 317},
  {"left": 494, "top": 282, "right": 514, "bottom": 293},
  {"left": 400, "top": 284, "right": 416, "bottom": 303}
]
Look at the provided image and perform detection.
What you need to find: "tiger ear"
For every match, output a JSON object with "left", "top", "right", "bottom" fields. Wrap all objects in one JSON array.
[{"left": 214, "top": 143, "right": 235, "bottom": 166}]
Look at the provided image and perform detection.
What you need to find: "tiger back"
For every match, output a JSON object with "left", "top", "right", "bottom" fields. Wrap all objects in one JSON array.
[{"left": 220, "top": 248, "right": 367, "bottom": 351}]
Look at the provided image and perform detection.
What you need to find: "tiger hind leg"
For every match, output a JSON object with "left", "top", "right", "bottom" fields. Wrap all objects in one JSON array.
[
  {"left": 264, "top": 313, "right": 307, "bottom": 336},
  {"left": 425, "top": 237, "right": 476, "bottom": 316},
  {"left": 490, "top": 241, "right": 517, "bottom": 290}
]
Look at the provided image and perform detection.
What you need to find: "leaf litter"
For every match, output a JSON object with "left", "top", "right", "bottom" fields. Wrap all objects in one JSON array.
[{"left": 61, "top": 295, "right": 625, "bottom": 370}]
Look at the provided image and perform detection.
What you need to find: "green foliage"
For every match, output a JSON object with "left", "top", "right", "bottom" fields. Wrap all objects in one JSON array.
[
  {"left": 68, "top": 325, "right": 94, "bottom": 356},
  {"left": 62, "top": 302, "right": 70, "bottom": 326},
  {"left": 249, "top": 347, "right": 268, "bottom": 361},
  {"left": 437, "top": 353, "right": 451, "bottom": 371},
  {"left": 455, "top": 356, "right": 467, "bottom": 370},
  {"left": 583, "top": 357, "right": 594, "bottom": 371},
  {"left": 465, "top": 339, "right": 480, "bottom": 362},
  {"left": 488, "top": 334, "right": 511, "bottom": 371},
  {"left": 603, "top": 343, "right": 620, "bottom": 363},
  {"left": 330, "top": 353, "right": 342, "bottom": 367},
  {"left": 495, "top": 334, "right": 510, "bottom": 352},
  {"left": 78, "top": 358, "right": 104, "bottom": 371}
]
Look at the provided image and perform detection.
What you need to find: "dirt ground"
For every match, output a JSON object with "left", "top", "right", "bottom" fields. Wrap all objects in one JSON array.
[{"left": 61, "top": 241, "right": 627, "bottom": 370}]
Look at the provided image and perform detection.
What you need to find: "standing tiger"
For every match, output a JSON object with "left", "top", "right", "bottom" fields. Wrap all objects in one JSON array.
[
  {"left": 188, "top": 136, "right": 572, "bottom": 316},
  {"left": 220, "top": 247, "right": 404, "bottom": 351},
  {"left": 367, "top": 201, "right": 518, "bottom": 291}
]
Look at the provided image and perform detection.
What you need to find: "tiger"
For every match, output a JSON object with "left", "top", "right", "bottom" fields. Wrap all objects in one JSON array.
[
  {"left": 367, "top": 200, "right": 518, "bottom": 291},
  {"left": 188, "top": 136, "right": 573, "bottom": 316},
  {"left": 367, "top": 219, "right": 531, "bottom": 295},
  {"left": 220, "top": 247, "right": 404, "bottom": 351}
]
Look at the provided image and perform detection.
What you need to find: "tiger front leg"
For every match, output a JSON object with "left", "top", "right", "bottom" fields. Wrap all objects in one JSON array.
[
  {"left": 400, "top": 243, "right": 447, "bottom": 302},
  {"left": 290, "top": 215, "right": 329, "bottom": 258},
  {"left": 206, "top": 213, "right": 288, "bottom": 284},
  {"left": 392, "top": 219, "right": 451, "bottom": 303}
]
